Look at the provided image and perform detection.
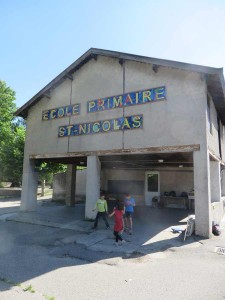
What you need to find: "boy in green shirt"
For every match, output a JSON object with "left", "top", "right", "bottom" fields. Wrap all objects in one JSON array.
[{"left": 92, "top": 193, "right": 110, "bottom": 229}]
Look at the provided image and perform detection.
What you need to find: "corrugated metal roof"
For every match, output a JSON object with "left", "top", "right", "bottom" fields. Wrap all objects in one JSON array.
[{"left": 15, "top": 48, "right": 225, "bottom": 123}]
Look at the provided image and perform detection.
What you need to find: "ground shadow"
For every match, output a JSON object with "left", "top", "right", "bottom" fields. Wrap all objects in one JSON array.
[{"left": 0, "top": 200, "right": 200, "bottom": 293}]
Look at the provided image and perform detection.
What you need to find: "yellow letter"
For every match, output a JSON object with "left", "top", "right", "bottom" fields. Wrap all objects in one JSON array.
[
  {"left": 113, "top": 96, "right": 123, "bottom": 108},
  {"left": 58, "top": 108, "right": 65, "bottom": 118},
  {"left": 132, "top": 115, "right": 142, "bottom": 128},
  {"left": 79, "top": 124, "right": 87, "bottom": 135},
  {"left": 135, "top": 92, "right": 139, "bottom": 104},
  {"left": 155, "top": 87, "right": 166, "bottom": 100},
  {"left": 102, "top": 121, "right": 111, "bottom": 132},
  {"left": 42, "top": 111, "right": 49, "bottom": 120},
  {"left": 113, "top": 119, "right": 120, "bottom": 130},
  {"left": 92, "top": 122, "right": 100, "bottom": 133},
  {"left": 58, "top": 127, "right": 66, "bottom": 137},
  {"left": 121, "top": 118, "right": 131, "bottom": 129},
  {"left": 88, "top": 101, "right": 96, "bottom": 112},
  {"left": 142, "top": 90, "right": 152, "bottom": 102},
  {"left": 124, "top": 94, "right": 133, "bottom": 105},
  {"left": 72, "top": 104, "right": 80, "bottom": 115},
  {"left": 67, "top": 125, "right": 73, "bottom": 136},
  {"left": 50, "top": 109, "right": 56, "bottom": 119}
]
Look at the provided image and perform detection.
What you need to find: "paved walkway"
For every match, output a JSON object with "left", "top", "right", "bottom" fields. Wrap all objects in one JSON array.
[{"left": 0, "top": 197, "right": 210, "bottom": 255}]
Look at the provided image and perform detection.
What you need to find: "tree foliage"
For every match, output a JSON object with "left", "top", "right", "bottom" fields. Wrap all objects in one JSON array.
[
  {"left": 0, "top": 80, "right": 66, "bottom": 188},
  {"left": 0, "top": 125, "right": 26, "bottom": 186},
  {"left": 36, "top": 162, "right": 67, "bottom": 184},
  {"left": 0, "top": 81, "right": 25, "bottom": 186},
  {"left": 0, "top": 80, "right": 16, "bottom": 145}
]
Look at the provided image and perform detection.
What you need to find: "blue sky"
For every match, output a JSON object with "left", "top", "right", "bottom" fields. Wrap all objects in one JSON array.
[{"left": 1, "top": 0, "right": 225, "bottom": 108}]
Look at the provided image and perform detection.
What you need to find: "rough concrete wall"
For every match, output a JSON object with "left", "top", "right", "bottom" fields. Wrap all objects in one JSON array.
[
  {"left": 69, "top": 56, "right": 124, "bottom": 152},
  {"left": 160, "top": 170, "right": 193, "bottom": 196},
  {"left": 101, "top": 169, "right": 145, "bottom": 204},
  {"left": 124, "top": 60, "right": 207, "bottom": 148},
  {"left": 211, "top": 202, "right": 224, "bottom": 224},
  {"left": 76, "top": 169, "right": 86, "bottom": 196},
  {"left": 25, "top": 79, "right": 72, "bottom": 155},
  {"left": 101, "top": 168, "right": 193, "bottom": 205},
  {"left": 52, "top": 170, "right": 86, "bottom": 200},
  {"left": 24, "top": 56, "right": 207, "bottom": 157},
  {"left": 0, "top": 188, "right": 21, "bottom": 197},
  {"left": 52, "top": 173, "right": 66, "bottom": 200}
]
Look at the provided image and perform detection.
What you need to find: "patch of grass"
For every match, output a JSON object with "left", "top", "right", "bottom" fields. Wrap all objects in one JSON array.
[{"left": 23, "top": 284, "right": 35, "bottom": 293}]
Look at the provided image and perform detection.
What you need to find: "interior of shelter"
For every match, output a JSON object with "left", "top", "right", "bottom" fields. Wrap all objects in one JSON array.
[
  {"left": 34, "top": 149, "right": 225, "bottom": 226},
  {"left": 37, "top": 151, "right": 195, "bottom": 209}
]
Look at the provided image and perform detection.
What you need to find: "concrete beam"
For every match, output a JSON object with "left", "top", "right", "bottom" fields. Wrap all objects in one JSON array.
[{"left": 29, "top": 144, "right": 200, "bottom": 160}]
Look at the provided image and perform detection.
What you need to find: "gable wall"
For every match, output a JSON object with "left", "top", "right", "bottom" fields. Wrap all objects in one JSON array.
[{"left": 24, "top": 56, "right": 207, "bottom": 156}]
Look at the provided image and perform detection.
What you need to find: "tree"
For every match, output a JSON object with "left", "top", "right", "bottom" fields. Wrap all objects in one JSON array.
[
  {"left": 0, "top": 124, "right": 26, "bottom": 186},
  {"left": 0, "top": 80, "right": 66, "bottom": 190},
  {"left": 0, "top": 81, "right": 25, "bottom": 186},
  {"left": 0, "top": 81, "right": 16, "bottom": 146},
  {"left": 36, "top": 162, "right": 67, "bottom": 196}
]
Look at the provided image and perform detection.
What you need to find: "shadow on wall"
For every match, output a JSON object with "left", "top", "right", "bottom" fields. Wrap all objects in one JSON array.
[{"left": 53, "top": 171, "right": 86, "bottom": 202}]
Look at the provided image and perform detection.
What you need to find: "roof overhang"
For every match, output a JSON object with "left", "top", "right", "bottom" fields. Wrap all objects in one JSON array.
[{"left": 15, "top": 48, "right": 225, "bottom": 123}]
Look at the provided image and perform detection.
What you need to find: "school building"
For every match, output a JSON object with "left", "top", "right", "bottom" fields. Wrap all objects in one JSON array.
[{"left": 16, "top": 48, "right": 225, "bottom": 238}]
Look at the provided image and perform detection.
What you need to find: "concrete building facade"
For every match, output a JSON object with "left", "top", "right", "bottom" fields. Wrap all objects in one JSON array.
[{"left": 16, "top": 48, "right": 225, "bottom": 238}]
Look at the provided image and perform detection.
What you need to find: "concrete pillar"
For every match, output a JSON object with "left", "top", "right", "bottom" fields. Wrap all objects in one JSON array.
[
  {"left": 65, "top": 164, "right": 76, "bottom": 206},
  {"left": 193, "top": 150, "right": 212, "bottom": 237},
  {"left": 20, "top": 158, "right": 38, "bottom": 211},
  {"left": 221, "top": 169, "right": 225, "bottom": 196},
  {"left": 210, "top": 160, "right": 221, "bottom": 202},
  {"left": 85, "top": 156, "right": 101, "bottom": 219}
]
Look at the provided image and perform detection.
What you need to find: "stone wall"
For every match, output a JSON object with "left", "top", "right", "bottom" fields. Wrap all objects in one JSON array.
[{"left": 0, "top": 188, "right": 21, "bottom": 197}]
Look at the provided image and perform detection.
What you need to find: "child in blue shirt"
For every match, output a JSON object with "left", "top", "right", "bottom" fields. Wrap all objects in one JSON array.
[{"left": 124, "top": 193, "right": 135, "bottom": 235}]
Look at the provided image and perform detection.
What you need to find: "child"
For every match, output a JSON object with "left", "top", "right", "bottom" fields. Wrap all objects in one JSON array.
[
  {"left": 92, "top": 193, "right": 110, "bottom": 229},
  {"left": 109, "top": 201, "right": 126, "bottom": 246},
  {"left": 124, "top": 193, "right": 135, "bottom": 235}
]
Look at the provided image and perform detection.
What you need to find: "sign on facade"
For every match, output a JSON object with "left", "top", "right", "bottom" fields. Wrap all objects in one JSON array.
[
  {"left": 42, "top": 86, "right": 166, "bottom": 138},
  {"left": 58, "top": 115, "right": 143, "bottom": 137},
  {"left": 87, "top": 86, "right": 166, "bottom": 113}
]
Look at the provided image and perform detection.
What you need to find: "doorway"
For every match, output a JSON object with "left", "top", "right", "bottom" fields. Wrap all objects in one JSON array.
[{"left": 145, "top": 171, "right": 160, "bottom": 205}]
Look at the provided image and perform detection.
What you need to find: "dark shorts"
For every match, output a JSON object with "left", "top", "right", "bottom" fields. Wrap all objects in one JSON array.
[{"left": 124, "top": 211, "right": 133, "bottom": 218}]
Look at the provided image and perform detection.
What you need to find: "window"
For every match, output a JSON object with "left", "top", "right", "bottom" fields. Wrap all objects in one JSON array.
[{"left": 147, "top": 174, "right": 158, "bottom": 192}]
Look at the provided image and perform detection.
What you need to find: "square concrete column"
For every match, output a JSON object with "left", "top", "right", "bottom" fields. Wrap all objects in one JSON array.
[
  {"left": 221, "top": 169, "right": 225, "bottom": 196},
  {"left": 85, "top": 156, "right": 101, "bottom": 219},
  {"left": 65, "top": 164, "right": 76, "bottom": 206},
  {"left": 210, "top": 160, "right": 221, "bottom": 202},
  {"left": 20, "top": 158, "right": 38, "bottom": 211},
  {"left": 193, "top": 150, "right": 212, "bottom": 237}
]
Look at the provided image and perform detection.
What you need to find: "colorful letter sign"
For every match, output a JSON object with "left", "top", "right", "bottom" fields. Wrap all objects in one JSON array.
[
  {"left": 58, "top": 115, "right": 143, "bottom": 137},
  {"left": 87, "top": 86, "right": 166, "bottom": 113},
  {"left": 42, "top": 104, "right": 80, "bottom": 120}
]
